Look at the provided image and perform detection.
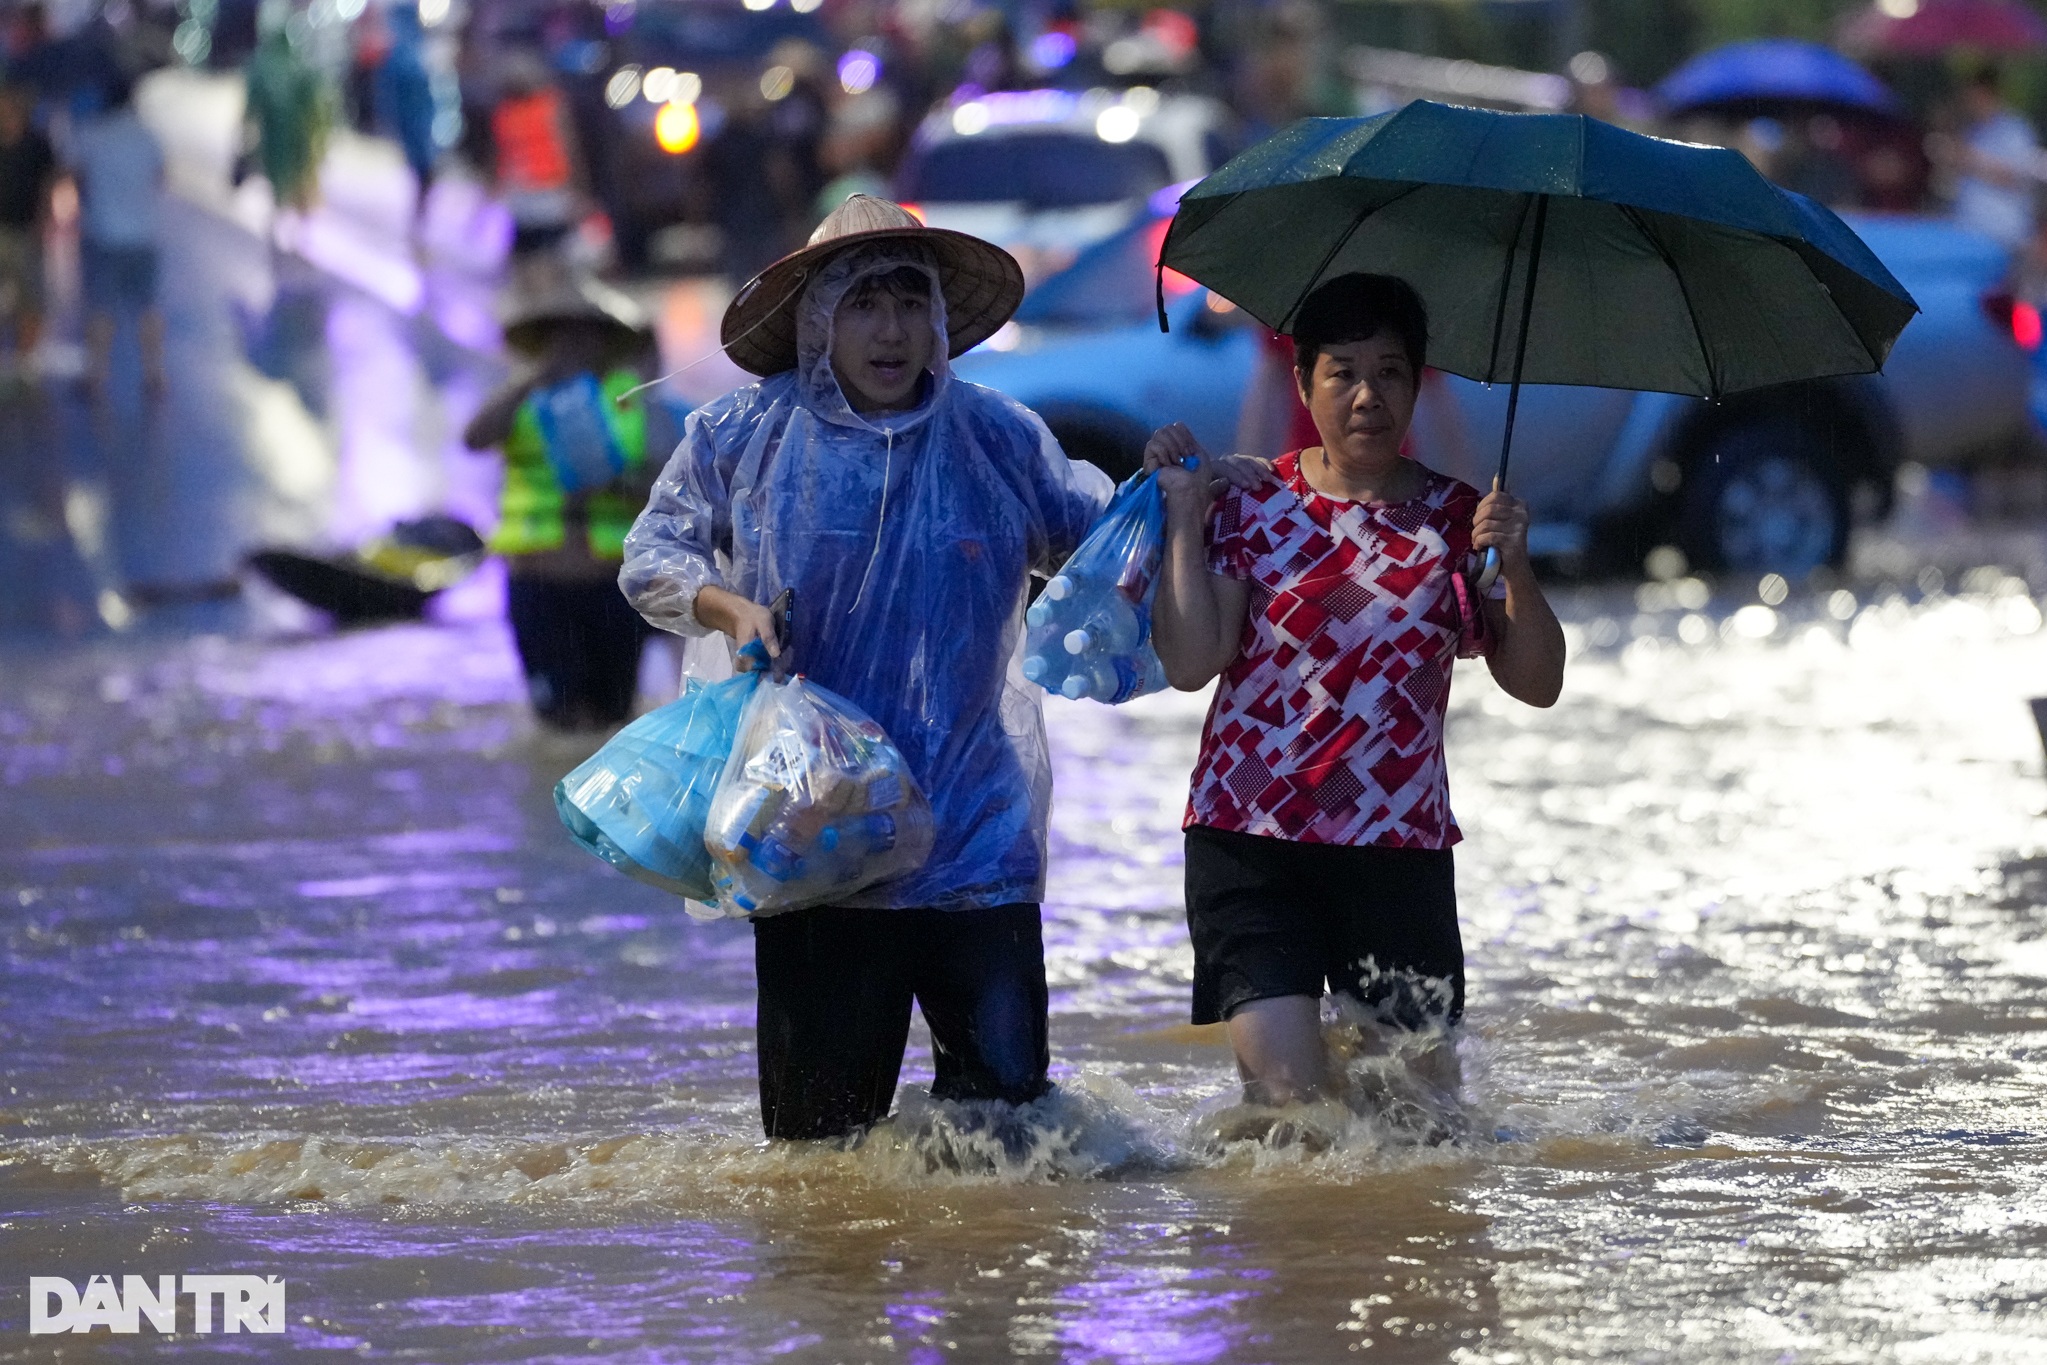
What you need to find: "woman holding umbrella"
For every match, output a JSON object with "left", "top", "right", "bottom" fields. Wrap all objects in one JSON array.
[
  {"left": 1144, "top": 272, "right": 1565, "bottom": 1114},
  {"left": 1147, "top": 97, "right": 1917, "bottom": 1115}
]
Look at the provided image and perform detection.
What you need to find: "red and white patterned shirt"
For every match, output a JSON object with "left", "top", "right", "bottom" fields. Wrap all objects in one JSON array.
[{"left": 1186, "top": 452, "right": 1491, "bottom": 849}]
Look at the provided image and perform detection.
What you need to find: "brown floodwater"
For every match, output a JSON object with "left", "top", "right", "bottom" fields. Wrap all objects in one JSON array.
[{"left": 4, "top": 579, "right": 2047, "bottom": 1362}]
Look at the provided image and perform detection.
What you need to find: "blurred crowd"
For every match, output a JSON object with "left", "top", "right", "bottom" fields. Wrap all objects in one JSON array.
[{"left": 8, "top": 0, "right": 2047, "bottom": 381}]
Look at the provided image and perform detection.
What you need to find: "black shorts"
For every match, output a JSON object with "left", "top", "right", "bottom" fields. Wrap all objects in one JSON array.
[{"left": 1184, "top": 824, "right": 1463, "bottom": 1030}]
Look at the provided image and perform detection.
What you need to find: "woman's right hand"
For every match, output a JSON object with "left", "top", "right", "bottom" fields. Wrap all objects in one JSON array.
[{"left": 692, "top": 584, "right": 782, "bottom": 668}]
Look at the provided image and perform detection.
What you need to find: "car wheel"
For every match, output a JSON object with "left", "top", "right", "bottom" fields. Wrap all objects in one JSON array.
[{"left": 1679, "top": 419, "right": 1847, "bottom": 577}]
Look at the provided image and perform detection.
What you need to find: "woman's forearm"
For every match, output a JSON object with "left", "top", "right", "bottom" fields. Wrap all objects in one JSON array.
[
  {"left": 1153, "top": 500, "right": 1230, "bottom": 690},
  {"left": 1483, "top": 563, "right": 1566, "bottom": 707}
]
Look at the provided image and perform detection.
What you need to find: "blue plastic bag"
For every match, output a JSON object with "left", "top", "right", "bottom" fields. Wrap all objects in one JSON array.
[
  {"left": 1021, "top": 469, "right": 1172, "bottom": 704},
  {"left": 531, "top": 373, "right": 628, "bottom": 494},
  {"left": 702, "top": 675, "right": 934, "bottom": 918},
  {"left": 554, "top": 669, "right": 761, "bottom": 907}
]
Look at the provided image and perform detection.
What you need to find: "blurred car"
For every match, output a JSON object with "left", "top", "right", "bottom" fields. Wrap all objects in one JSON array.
[
  {"left": 590, "top": 0, "right": 829, "bottom": 270},
  {"left": 896, "top": 87, "right": 1238, "bottom": 281},
  {"left": 954, "top": 212, "right": 1257, "bottom": 473},
  {"left": 959, "top": 211, "right": 2039, "bottom": 577}
]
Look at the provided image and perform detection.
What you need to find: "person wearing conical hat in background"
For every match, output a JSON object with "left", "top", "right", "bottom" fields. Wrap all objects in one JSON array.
[
  {"left": 623, "top": 196, "right": 1271, "bottom": 1141},
  {"left": 466, "top": 265, "right": 670, "bottom": 731}
]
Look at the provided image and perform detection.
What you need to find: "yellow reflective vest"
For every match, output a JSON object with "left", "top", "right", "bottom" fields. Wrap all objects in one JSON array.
[{"left": 489, "top": 368, "right": 648, "bottom": 560}]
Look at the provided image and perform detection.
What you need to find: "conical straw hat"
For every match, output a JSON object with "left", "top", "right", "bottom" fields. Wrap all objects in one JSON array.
[
  {"left": 720, "top": 195, "right": 1025, "bottom": 377},
  {"left": 501, "top": 266, "right": 653, "bottom": 358}
]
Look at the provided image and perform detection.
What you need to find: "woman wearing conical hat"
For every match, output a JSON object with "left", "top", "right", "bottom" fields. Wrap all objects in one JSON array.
[{"left": 621, "top": 196, "right": 1197, "bottom": 1140}]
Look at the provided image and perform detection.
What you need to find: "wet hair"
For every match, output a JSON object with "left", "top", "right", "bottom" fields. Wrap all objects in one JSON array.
[
  {"left": 841, "top": 264, "right": 932, "bottom": 309},
  {"left": 1290, "top": 273, "right": 1429, "bottom": 378}
]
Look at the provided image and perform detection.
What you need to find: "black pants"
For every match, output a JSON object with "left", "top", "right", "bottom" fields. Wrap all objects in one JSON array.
[
  {"left": 752, "top": 902, "right": 1050, "bottom": 1140},
  {"left": 504, "top": 574, "right": 647, "bottom": 730}
]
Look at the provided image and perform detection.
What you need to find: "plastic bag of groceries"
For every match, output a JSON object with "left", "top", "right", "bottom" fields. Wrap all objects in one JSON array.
[
  {"left": 702, "top": 675, "right": 935, "bottom": 917},
  {"left": 554, "top": 669, "right": 761, "bottom": 911},
  {"left": 531, "top": 373, "right": 629, "bottom": 494},
  {"left": 1021, "top": 467, "right": 1178, "bottom": 704}
]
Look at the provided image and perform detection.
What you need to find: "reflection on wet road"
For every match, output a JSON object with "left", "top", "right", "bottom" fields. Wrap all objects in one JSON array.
[{"left": 5, "top": 581, "right": 2047, "bottom": 1361}]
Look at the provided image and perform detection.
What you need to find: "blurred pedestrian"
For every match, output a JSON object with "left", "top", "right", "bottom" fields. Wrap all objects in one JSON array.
[
  {"left": 70, "top": 77, "right": 164, "bottom": 398},
  {"left": 372, "top": 0, "right": 443, "bottom": 207},
  {"left": 245, "top": 18, "right": 332, "bottom": 213},
  {"left": 463, "top": 268, "right": 657, "bottom": 730},
  {"left": 1941, "top": 64, "right": 2039, "bottom": 250},
  {"left": 0, "top": 82, "right": 55, "bottom": 376},
  {"left": 488, "top": 51, "right": 582, "bottom": 264}
]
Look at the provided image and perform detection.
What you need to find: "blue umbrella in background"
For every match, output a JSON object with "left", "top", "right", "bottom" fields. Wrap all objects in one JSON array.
[{"left": 1656, "top": 39, "right": 1902, "bottom": 117}]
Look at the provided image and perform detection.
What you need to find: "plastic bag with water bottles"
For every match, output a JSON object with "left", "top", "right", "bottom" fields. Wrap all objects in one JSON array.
[
  {"left": 703, "top": 674, "right": 935, "bottom": 918},
  {"left": 553, "top": 668, "right": 762, "bottom": 912},
  {"left": 1021, "top": 467, "right": 1179, "bottom": 704}
]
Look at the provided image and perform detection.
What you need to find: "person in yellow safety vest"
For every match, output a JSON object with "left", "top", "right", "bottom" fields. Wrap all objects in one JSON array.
[{"left": 465, "top": 269, "right": 664, "bottom": 730}]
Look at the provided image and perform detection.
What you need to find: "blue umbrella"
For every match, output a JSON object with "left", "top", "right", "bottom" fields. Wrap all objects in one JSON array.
[{"left": 1656, "top": 39, "right": 1903, "bottom": 117}]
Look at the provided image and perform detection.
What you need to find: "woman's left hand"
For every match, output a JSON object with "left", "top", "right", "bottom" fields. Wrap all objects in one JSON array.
[{"left": 1472, "top": 486, "right": 1532, "bottom": 572}]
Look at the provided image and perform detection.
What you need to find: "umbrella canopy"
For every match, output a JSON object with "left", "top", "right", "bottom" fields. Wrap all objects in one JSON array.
[
  {"left": 1656, "top": 38, "right": 1903, "bottom": 116},
  {"left": 1839, "top": 0, "right": 2047, "bottom": 56},
  {"left": 1160, "top": 100, "right": 1918, "bottom": 404}
]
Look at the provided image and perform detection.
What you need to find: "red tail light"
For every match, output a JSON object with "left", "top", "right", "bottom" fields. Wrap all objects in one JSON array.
[
  {"left": 2016, "top": 301, "right": 2042, "bottom": 351},
  {"left": 1983, "top": 289, "right": 2043, "bottom": 352}
]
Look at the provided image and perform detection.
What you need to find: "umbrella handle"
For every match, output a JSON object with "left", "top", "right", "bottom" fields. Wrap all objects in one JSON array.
[{"left": 1471, "top": 545, "right": 1501, "bottom": 594}]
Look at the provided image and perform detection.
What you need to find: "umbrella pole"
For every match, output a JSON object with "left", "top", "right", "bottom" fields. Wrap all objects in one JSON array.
[
  {"left": 1495, "top": 193, "right": 1549, "bottom": 490},
  {"left": 1476, "top": 193, "right": 1548, "bottom": 593}
]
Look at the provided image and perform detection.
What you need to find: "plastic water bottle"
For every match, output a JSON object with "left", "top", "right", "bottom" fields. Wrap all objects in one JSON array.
[
  {"left": 1060, "top": 656, "right": 1150, "bottom": 703},
  {"left": 1061, "top": 594, "right": 1143, "bottom": 657},
  {"left": 818, "top": 811, "right": 898, "bottom": 857}
]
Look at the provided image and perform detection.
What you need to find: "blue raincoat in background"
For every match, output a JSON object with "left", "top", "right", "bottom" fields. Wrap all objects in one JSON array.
[{"left": 620, "top": 242, "right": 1113, "bottom": 910}]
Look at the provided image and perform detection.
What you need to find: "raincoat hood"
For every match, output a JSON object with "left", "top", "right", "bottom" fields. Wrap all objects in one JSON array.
[{"left": 793, "top": 241, "right": 951, "bottom": 435}]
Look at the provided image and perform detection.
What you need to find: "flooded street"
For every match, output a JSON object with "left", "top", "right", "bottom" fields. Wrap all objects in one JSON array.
[{"left": 6, "top": 578, "right": 2047, "bottom": 1362}]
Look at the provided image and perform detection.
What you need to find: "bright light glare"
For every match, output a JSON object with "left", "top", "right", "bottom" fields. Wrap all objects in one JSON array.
[
  {"left": 2016, "top": 300, "right": 2043, "bottom": 351},
  {"left": 643, "top": 66, "right": 677, "bottom": 102},
  {"left": 337, "top": 0, "right": 367, "bottom": 19},
  {"left": 760, "top": 65, "right": 794, "bottom": 101},
  {"left": 1121, "top": 84, "right": 1159, "bottom": 114},
  {"left": 952, "top": 101, "right": 990, "bottom": 136},
  {"left": 671, "top": 71, "right": 702, "bottom": 104},
  {"left": 655, "top": 100, "right": 700, "bottom": 154},
  {"left": 742, "top": 0, "right": 774, "bottom": 11},
  {"left": 1027, "top": 31, "right": 1076, "bottom": 71},
  {"left": 1731, "top": 604, "right": 1778, "bottom": 639},
  {"left": 839, "top": 50, "right": 879, "bottom": 95},
  {"left": 1878, "top": 0, "right": 1918, "bottom": 16},
  {"left": 605, "top": 66, "right": 642, "bottom": 109},
  {"left": 1096, "top": 105, "right": 1141, "bottom": 143},
  {"left": 790, "top": 0, "right": 821, "bottom": 12},
  {"left": 985, "top": 321, "right": 1021, "bottom": 352},
  {"left": 418, "top": 0, "right": 450, "bottom": 25}
]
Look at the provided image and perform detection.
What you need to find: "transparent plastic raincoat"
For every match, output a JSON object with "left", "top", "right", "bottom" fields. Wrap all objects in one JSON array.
[{"left": 620, "top": 242, "right": 1113, "bottom": 910}]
